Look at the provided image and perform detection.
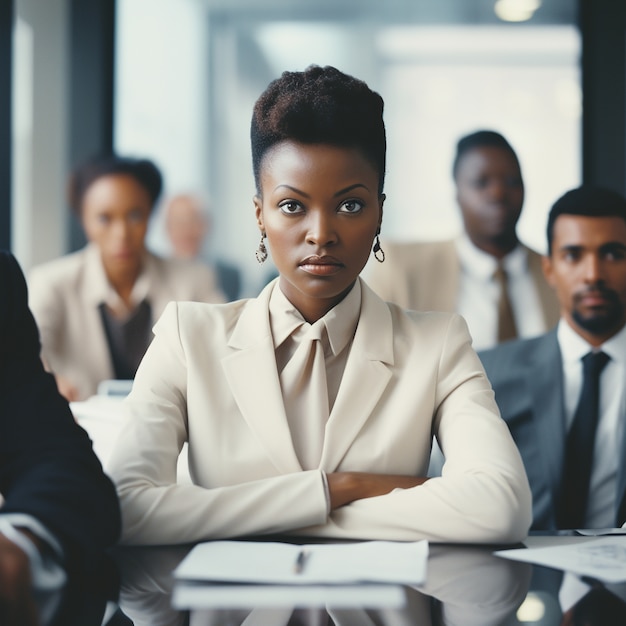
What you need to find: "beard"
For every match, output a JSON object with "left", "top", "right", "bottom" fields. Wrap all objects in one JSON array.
[{"left": 571, "top": 287, "right": 625, "bottom": 335}]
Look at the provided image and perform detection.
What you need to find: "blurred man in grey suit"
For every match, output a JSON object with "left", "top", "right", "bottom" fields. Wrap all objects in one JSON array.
[{"left": 480, "top": 186, "right": 626, "bottom": 530}]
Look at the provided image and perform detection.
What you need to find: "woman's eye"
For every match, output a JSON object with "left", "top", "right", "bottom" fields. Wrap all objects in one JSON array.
[
  {"left": 97, "top": 214, "right": 112, "bottom": 225},
  {"left": 279, "top": 201, "right": 303, "bottom": 215},
  {"left": 338, "top": 200, "right": 364, "bottom": 214}
]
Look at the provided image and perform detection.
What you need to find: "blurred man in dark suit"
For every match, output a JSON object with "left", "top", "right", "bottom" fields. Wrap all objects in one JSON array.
[
  {"left": 0, "top": 250, "right": 120, "bottom": 625},
  {"left": 480, "top": 187, "right": 626, "bottom": 530}
]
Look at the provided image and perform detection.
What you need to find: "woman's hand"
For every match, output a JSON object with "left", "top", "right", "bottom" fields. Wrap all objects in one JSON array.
[{"left": 326, "top": 472, "right": 429, "bottom": 510}]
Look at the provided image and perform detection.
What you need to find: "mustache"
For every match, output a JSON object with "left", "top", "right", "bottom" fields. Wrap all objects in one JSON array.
[{"left": 573, "top": 285, "right": 620, "bottom": 304}]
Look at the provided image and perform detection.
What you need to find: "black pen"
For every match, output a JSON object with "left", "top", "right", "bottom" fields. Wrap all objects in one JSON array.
[{"left": 293, "top": 549, "right": 309, "bottom": 574}]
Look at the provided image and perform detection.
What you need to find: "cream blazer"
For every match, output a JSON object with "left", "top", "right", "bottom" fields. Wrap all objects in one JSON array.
[
  {"left": 28, "top": 244, "right": 225, "bottom": 400},
  {"left": 366, "top": 239, "right": 560, "bottom": 328},
  {"left": 108, "top": 278, "right": 532, "bottom": 545}
]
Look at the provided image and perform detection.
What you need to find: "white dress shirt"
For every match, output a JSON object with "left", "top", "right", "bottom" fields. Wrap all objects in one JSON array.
[
  {"left": 558, "top": 320, "right": 626, "bottom": 528},
  {"left": 456, "top": 234, "right": 546, "bottom": 351}
]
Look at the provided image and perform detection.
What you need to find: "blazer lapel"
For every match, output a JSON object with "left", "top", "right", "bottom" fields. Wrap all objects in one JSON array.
[
  {"left": 320, "top": 280, "right": 394, "bottom": 471},
  {"left": 220, "top": 282, "right": 302, "bottom": 474},
  {"left": 528, "top": 331, "right": 566, "bottom": 509}
]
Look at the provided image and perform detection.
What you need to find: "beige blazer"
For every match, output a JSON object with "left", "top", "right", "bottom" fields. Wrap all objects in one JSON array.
[
  {"left": 28, "top": 244, "right": 224, "bottom": 400},
  {"left": 366, "top": 239, "right": 560, "bottom": 329},
  {"left": 108, "top": 278, "right": 532, "bottom": 546}
]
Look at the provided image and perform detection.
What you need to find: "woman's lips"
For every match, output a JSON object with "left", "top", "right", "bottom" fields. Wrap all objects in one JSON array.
[{"left": 299, "top": 256, "right": 344, "bottom": 276}]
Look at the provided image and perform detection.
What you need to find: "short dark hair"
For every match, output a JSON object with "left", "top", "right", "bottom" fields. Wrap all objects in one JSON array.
[
  {"left": 546, "top": 185, "right": 626, "bottom": 253},
  {"left": 452, "top": 130, "right": 520, "bottom": 179},
  {"left": 250, "top": 65, "right": 386, "bottom": 195},
  {"left": 68, "top": 154, "right": 163, "bottom": 216}
]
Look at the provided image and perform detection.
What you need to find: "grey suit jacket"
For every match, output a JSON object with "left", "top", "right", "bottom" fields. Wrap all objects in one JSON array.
[{"left": 479, "top": 331, "right": 626, "bottom": 529}]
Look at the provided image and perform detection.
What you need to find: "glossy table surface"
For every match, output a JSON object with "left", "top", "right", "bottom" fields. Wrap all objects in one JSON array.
[
  {"left": 102, "top": 535, "right": 626, "bottom": 626},
  {"left": 61, "top": 404, "right": 626, "bottom": 625}
]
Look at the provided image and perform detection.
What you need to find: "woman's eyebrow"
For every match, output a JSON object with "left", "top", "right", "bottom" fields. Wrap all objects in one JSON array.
[
  {"left": 273, "top": 184, "right": 309, "bottom": 197},
  {"left": 334, "top": 183, "right": 369, "bottom": 197},
  {"left": 272, "top": 183, "right": 370, "bottom": 197}
]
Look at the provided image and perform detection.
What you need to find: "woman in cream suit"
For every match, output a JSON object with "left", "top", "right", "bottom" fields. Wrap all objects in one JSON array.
[
  {"left": 28, "top": 155, "right": 224, "bottom": 401},
  {"left": 108, "top": 66, "right": 532, "bottom": 545}
]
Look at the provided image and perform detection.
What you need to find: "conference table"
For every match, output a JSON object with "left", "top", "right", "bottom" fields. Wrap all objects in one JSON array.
[
  {"left": 84, "top": 534, "right": 622, "bottom": 626},
  {"left": 65, "top": 398, "right": 626, "bottom": 626}
]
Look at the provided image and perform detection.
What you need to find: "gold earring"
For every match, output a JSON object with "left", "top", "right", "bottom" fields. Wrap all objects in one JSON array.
[
  {"left": 373, "top": 234, "right": 385, "bottom": 263},
  {"left": 255, "top": 232, "right": 268, "bottom": 264}
]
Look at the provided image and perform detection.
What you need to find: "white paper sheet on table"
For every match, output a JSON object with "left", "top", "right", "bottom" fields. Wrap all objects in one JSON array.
[
  {"left": 174, "top": 540, "right": 428, "bottom": 586},
  {"left": 495, "top": 537, "right": 626, "bottom": 583},
  {"left": 575, "top": 528, "right": 626, "bottom": 536}
]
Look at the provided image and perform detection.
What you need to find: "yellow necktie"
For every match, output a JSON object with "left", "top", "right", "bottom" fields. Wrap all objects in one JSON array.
[
  {"left": 280, "top": 319, "right": 329, "bottom": 470},
  {"left": 494, "top": 262, "right": 518, "bottom": 343}
]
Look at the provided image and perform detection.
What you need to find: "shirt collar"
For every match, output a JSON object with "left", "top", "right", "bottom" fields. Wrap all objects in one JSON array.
[
  {"left": 85, "top": 243, "right": 151, "bottom": 317},
  {"left": 557, "top": 317, "right": 626, "bottom": 364},
  {"left": 268, "top": 279, "right": 362, "bottom": 355},
  {"left": 455, "top": 232, "right": 528, "bottom": 280}
]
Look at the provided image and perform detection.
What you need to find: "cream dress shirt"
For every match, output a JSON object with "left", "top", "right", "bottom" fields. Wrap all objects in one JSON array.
[
  {"left": 270, "top": 280, "right": 361, "bottom": 414},
  {"left": 456, "top": 234, "right": 546, "bottom": 351}
]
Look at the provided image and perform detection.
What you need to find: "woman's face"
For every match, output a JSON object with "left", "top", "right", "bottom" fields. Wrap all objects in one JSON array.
[
  {"left": 455, "top": 145, "right": 524, "bottom": 248},
  {"left": 81, "top": 174, "right": 152, "bottom": 274},
  {"left": 255, "top": 141, "right": 384, "bottom": 322}
]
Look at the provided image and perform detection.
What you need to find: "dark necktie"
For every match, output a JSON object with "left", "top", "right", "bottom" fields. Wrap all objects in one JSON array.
[
  {"left": 494, "top": 262, "right": 518, "bottom": 342},
  {"left": 558, "top": 351, "right": 610, "bottom": 529}
]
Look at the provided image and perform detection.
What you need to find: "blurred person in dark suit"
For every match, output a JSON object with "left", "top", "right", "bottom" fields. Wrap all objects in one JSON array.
[
  {"left": 0, "top": 250, "right": 120, "bottom": 625},
  {"left": 367, "top": 130, "right": 559, "bottom": 351},
  {"left": 480, "top": 186, "right": 626, "bottom": 530},
  {"left": 164, "top": 193, "right": 242, "bottom": 301},
  {"left": 28, "top": 155, "right": 224, "bottom": 401}
]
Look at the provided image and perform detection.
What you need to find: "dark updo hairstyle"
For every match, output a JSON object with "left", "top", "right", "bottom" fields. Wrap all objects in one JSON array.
[
  {"left": 452, "top": 130, "right": 521, "bottom": 180},
  {"left": 68, "top": 154, "right": 163, "bottom": 216},
  {"left": 546, "top": 185, "right": 626, "bottom": 253},
  {"left": 250, "top": 65, "right": 386, "bottom": 195}
]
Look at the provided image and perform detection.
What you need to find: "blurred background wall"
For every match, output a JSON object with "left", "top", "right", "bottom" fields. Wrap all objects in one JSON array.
[{"left": 2, "top": 0, "right": 625, "bottom": 296}]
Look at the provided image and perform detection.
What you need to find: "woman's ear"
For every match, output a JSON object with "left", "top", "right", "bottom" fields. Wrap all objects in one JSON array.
[
  {"left": 254, "top": 196, "right": 264, "bottom": 232},
  {"left": 377, "top": 194, "right": 385, "bottom": 231}
]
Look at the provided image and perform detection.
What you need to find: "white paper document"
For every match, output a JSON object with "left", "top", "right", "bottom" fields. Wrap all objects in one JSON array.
[
  {"left": 575, "top": 528, "right": 626, "bottom": 536},
  {"left": 174, "top": 540, "right": 428, "bottom": 586},
  {"left": 495, "top": 537, "right": 626, "bottom": 583}
]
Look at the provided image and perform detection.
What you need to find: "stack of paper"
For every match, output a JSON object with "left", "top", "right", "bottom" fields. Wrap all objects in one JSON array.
[
  {"left": 174, "top": 540, "right": 428, "bottom": 585},
  {"left": 172, "top": 540, "right": 427, "bottom": 610}
]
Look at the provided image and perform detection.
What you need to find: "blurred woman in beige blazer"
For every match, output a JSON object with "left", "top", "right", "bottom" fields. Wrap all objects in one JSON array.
[
  {"left": 28, "top": 155, "right": 224, "bottom": 401},
  {"left": 108, "top": 66, "right": 531, "bottom": 546}
]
